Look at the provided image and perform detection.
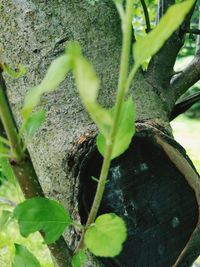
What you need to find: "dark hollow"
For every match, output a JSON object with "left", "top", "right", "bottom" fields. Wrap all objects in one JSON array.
[{"left": 78, "top": 131, "right": 199, "bottom": 267}]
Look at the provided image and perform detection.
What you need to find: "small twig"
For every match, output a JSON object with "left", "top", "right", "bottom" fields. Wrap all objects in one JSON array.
[
  {"left": 187, "top": 29, "right": 200, "bottom": 35},
  {"left": 170, "top": 91, "right": 200, "bottom": 120},
  {"left": 140, "top": 0, "right": 151, "bottom": 33}
]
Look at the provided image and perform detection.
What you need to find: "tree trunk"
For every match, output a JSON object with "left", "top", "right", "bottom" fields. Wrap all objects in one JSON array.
[{"left": 0, "top": 1, "right": 200, "bottom": 266}]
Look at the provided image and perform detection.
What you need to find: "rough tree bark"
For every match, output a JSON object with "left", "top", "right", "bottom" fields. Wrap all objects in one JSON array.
[{"left": 0, "top": 0, "right": 200, "bottom": 266}]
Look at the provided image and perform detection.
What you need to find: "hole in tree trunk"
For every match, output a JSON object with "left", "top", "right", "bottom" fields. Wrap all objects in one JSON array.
[{"left": 78, "top": 130, "right": 199, "bottom": 267}]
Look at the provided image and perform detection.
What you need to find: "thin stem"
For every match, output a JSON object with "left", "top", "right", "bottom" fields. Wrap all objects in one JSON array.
[
  {"left": 140, "top": 0, "right": 151, "bottom": 33},
  {"left": 0, "top": 71, "right": 23, "bottom": 161},
  {"left": 125, "top": 65, "right": 138, "bottom": 93},
  {"left": 76, "top": 0, "right": 135, "bottom": 251}
]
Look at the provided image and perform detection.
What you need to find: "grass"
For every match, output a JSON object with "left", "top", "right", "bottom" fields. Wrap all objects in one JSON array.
[
  {"left": 171, "top": 115, "right": 200, "bottom": 172},
  {"left": 0, "top": 115, "right": 199, "bottom": 266}
]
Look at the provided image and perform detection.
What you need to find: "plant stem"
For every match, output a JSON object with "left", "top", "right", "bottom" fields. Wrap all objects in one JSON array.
[
  {"left": 0, "top": 71, "right": 24, "bottom": 161},
  {"left": 140, "top": 0, "right": 151, "bottom": 33},
  {"left": 76, "top": 0, "right": 134, "bottom": 251}
]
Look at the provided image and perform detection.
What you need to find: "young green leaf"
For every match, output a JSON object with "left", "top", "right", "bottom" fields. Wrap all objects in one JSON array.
[
  {"left": 0, "top": 210, "right": 13, "bottom": 231},
  {"left": 12, "top": 244, "right": 41, "bottom": 267},
  {"left": 0, "top": 154, "right": 16, "bottom": 183},
  {"left": 97, "top": 97, "right": 136, "bottom": 159},
  {"left": 84, "top": 213, "right": 127, "bottom": 257},
  {"left": 22, "top": 109, "right": 45, "bottom": 138},
  {"left": 72, "top": 250, "right": 87, "bottom": 267},
  {"left": 73, "top": 54, "right": 113, "bottom": 137},
  {"left": 13, "top": 197, "right": 72, "bottom": 244},
  {"left": 3, "top": 63, "right": 26, "bottom": 79},
  {"left": 23, "top": 54, "right": 72, "bottom": 118},
  {"left": 133, "top": 0, "right": 195, "bottom": 67}
]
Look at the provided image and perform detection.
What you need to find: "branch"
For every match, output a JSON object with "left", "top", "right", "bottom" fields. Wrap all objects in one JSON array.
[
  {"left": 170, "top": 90, "right": 200, "bottom": 120},
  {"left": 187, "top": 28, "right": 200, "bottom": 35},
  {"left": 140, "top": 0, "right": 151, "bottom": 33},
  {"left": 170, "top": 56, "right": 200, "bottom": 100},
  {"left": 0, "top": 70, "right": 72, "bottom": 267},
  {"left": 146, "top": 1, "right": 197, "bottom": 90}
]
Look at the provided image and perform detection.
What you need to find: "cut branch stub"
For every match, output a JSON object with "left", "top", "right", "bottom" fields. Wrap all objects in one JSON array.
[{"left": 78, "top": 124, "right": 200, "bottom": 267}]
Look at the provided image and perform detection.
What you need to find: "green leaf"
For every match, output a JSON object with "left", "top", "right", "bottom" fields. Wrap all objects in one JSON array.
[
  {"left": 23, "top": 109, "right": 45, "bottom": 138},
  {"left": 97, "top": 97, "right": 136, "bottom": 160},
  {"left": 133, "top": 0, "right": 195, "bottom": 67},
  {"left": 0, "top": 153, "right": 16, "bottom": 183},
  {"left": 84, "top": 213, "right": 127, "bottom": 257},
  {"left": 72, "top": 250, "right": 87, "bottom": 267},
  {"left": 12, "top": 244, "right": 41, "bottom": 267},
  {"left": 13, "top": 197, "right": 72, "bottom": 244},
  {"left": 70, "top": 45, "right": 113, "bottom": 137},
  {"left": 0, "top": 210, "right": 13, "bottom": 231},
  {"left": 23, "top": 54, "right": 72, "bottom": 118},
  {"left": 3, "top": 63, "right": 26, "bottom": 78}
]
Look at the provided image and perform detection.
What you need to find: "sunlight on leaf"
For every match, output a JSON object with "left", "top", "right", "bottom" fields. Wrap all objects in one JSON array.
[
  {"left": 22, "top": 109, "right": 45, "bottom": 138},
  {"left": 23, "top": 55, "right": 72, "bottom": 118},
  {"left": 97, "top": 97, "right": 136, "bottom": 159},
  {"left": 133, "top": 0, "right": 195, "bottom": 67},
  {"left": 84, "top": 213, "right": 127, "bottom": 257},
  {"left": 72, "top": 47, "right": 113, "bottom": 137},
  {"left": 13, "top": 197, "right": 72, "bottom": 244}
]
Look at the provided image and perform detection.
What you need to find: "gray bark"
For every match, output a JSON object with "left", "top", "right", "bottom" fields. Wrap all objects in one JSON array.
[{"left": 0, "top": 0, "right": 169, "bottom": 215}]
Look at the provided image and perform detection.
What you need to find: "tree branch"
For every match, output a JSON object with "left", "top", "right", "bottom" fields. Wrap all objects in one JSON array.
[
  {"left": 140, "top": 0, "right": 151, "bottom": 33},
  {"left": 170, "top": 4, "right": 200, "bottom": 101},
  {"left": 170, "top": 90, "right": 200, "bottom": 120},
  {"left": 170, "top": 56, "right": 200, "bottom": 100},
  {"left": 146, "top": 0, "right": 196, "bottom": 91},
  {"left": 187, "top": 28, "right": 200, "bottom": 35}
]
